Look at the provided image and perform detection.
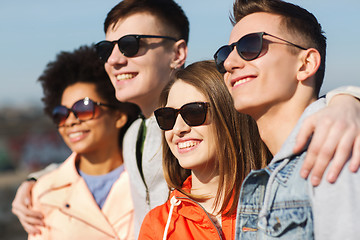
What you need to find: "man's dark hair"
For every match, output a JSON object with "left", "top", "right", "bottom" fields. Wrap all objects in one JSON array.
[{"left": 104, "top": 0, "right": 189, "bottom": 43}]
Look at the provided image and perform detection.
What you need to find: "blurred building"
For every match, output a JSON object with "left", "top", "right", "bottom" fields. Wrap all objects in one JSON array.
[{"left": 0, "top": 103, "right": 71, "bottom": 239}]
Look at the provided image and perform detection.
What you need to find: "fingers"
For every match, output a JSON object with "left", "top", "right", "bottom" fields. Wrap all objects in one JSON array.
[
  {"left": 299, "top": 117, "right": 333, "bottom": 183},
  {"left": 12, "top": 201, "right": 44, "bottom": 220},
  {"left": 325, "top": 128, "right": 355, "bottom": 183},
  {"left": 12, "top": 181, "right": 35, "bottom": 211},
  {"left": 304, "top": 117, "right": 356, "bottom": 186},
  {"left": 11, "top": 181, "right": 44, "bottom": 234},
  {"left": 294, "top": 116, "right": 315, "bottom": 154},
  {"left": 12, "top": 205, "right": 44, "bottom": 235},
  {"left": 20, "top": 219, "right": 42, "bottom": 235},
  {"left": 298, "top": 94, "right": 360, "bottom": 186},
  {"left": 349, "top": 134, "right": 360, "bottom": 172}
]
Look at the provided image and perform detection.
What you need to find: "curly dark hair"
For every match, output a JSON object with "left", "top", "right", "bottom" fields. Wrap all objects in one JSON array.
[{"left": 38, "top": 45, "right": 140, "bottom": 147}]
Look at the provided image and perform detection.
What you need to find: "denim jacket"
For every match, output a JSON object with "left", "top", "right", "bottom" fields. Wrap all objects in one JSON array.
[
  {"left": 235, "top": 98, "right": 360, "bottom": 240},
  {"left": 235, "top": 100, "right": 325, "bottom": 239},
  {"left": 235, "top": 152, "right": 313, "bottom": 239}
]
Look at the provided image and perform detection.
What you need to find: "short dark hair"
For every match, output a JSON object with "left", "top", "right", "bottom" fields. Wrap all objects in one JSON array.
[
  {"left": 231, "top": 0, "right": 326, "bottom": 96},
  {"left": 38, "top": 45, "right": 140, "bottom": 147},
  {"left": 104, "top": 0, "right": 189, "bottom": 43}
]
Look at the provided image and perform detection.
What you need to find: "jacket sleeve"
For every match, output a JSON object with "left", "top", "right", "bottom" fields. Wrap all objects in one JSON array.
[
  {"left": 326, "top": 85, "right": 360, "bottom": 104},
  {"left": 309, "top": 161, "right": 360, "bottom": 240}
]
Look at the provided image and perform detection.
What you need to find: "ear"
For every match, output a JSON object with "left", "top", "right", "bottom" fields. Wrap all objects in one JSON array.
[
  {"left": 170, "top": 39, "right": 188, "bottom": 69},
  {"left": 115, "top": 112, "right": 128, "bottom": 129},
  {"left": 297, "top": 48, "right": 321, "bottom": 82}
]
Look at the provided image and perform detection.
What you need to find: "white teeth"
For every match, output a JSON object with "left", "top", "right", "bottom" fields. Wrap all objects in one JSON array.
[
  {"left": 116, "top": 74, "right": 135, "bottom": 81},
  {"left": 178, "top": 141, "right": 199, "bottom": 149},
  {"left": 234, "top": 78, "right": 251, "bottom": 87},
  {"left": 69, "top": 132, "right": 83, "bottom": 138}
]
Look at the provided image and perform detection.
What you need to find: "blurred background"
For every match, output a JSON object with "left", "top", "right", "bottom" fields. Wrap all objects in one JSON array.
[{"left": 1, "top": 0, "right": 358, "bottom": 238}]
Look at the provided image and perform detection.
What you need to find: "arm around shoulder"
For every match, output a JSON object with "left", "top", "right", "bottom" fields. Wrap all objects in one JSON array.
[
  {"left": 296, "top": 85, "right": 360, "bottom": 186},
  {"left": 326, "top": 85, "right": 360, "bottom": 104},
  {"left": 27, "top": 163, "right": 60, "bottom": 180}
]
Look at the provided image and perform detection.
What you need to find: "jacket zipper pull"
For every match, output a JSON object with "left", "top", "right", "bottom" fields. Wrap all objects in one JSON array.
[{"left": 146, "top": 188, "right": 150, "bottom": 206}]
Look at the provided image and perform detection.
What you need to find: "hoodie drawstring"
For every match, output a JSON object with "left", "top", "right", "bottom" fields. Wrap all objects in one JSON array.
[
  {"left": 163, "top": 196, "right": 181, "bottom": 240},
  {"left": 258, "top": 158, "right": 289, "bottom": 227}
]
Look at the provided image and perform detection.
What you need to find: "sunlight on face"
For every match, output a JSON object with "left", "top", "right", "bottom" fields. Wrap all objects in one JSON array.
[
  {"left": 224, "top": 12, "right": 300, "bottom": 118},
  {"left": 164, "top": 80, "right": 217, "bottom": 176},
  {"left": 104, "top": 13, "right": 175, "bottom": 112},
  {"left": 58, "top": 82, "right": 120, "bottom": 155}
]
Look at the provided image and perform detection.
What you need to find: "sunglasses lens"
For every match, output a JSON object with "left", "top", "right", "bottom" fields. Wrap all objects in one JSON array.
[
  {"left": 154, "top": 108, "right": 177, "bottom": 131},
  {"left": 214, "top": 46, "right": 233, "bottom": 73},
  {"left": 73, "top": 99, "right": 96, "bottom": 121},
  {"left": 214, "top": 33, "right": 264, "bottom": 73},
  {"left": 155, "top": 103, "right": 208, "bottom": 131},
  {"left": 52, "top": 106, "right": 69, "bottom": 126},
  {"left": 181, "top": 103, "right": 208, "bottom": 127},
  {"left": 95, "top": 41, "right": 114, "bottom": 62},
  {"left": 118, "top": 35, "right": 139, "bottom": 57},
  {"left": 237, "top": 33, "right": 262, "bottom": 61}
]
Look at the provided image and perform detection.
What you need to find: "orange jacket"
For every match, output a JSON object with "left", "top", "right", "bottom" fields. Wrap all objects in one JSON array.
[
  {"left": 29, "top": 153, "right": 134, "bottom": 240},
  {"left": 138, "top": 176, "right": 236, "bottom": 240}
]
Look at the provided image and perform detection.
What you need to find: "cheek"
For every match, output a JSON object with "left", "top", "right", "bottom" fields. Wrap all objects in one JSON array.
[
  {"left": 104, "top": 63, "right": 114, "bottom": 79},
  {"left": 164, "top": 131, "right": 173, "bottom": 147},
  {"left": 223, "top": 73, "right": 231, "bottom": 88},
  {"left": 143, "top": 50, "right": 172, "bottom": 75},
  {"left": 58, "top": 128, "right": 66, "bottom": 139}
]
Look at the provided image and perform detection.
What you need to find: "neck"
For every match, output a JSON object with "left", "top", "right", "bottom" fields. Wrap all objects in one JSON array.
[
  {"left": 78, "top": 144, "right": 123, "bottom": 175},
  {"left": 132, "top": 86, "right": 167, "bottom": 119},
  {"left": 131, "top": 94, "right": 158, "bottom": 118},
  {"left": 139, "top": 101, "right": 157, "bottom": 119},
  {"left": 254, "top": 93, "right": 317, "bottom": 155},
  {"left": 191, "top": 170, "right": 221, "bottom": 214}
]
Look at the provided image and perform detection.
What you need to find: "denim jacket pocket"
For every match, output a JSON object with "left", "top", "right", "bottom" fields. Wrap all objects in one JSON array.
[{"left": 258, "top": 204, "right": 313, "bottom": 239}]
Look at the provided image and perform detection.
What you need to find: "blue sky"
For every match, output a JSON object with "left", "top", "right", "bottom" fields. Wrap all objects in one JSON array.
[{"left": 0, "top": 0, "right": 358, "bottom": 107}]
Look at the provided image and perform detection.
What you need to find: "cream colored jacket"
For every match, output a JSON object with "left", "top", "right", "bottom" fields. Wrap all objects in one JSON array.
[{"left": 29, "top": 153, "right": 134, "bottom": 240}]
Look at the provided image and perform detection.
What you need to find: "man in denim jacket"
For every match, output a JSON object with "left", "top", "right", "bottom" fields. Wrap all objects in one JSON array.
[{"left": 214, "top": 0, "right": 360, "bottom": 239}]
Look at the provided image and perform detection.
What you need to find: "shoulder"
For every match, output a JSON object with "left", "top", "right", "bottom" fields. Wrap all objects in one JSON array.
[
  {"left": 124, "top": 118, "right": 142, "bottom": 139},
  {"left": 139, "top": 201, "right": 170, "bottom": 239},
  {"left": 144, "top": 200, "right": 170, "bottom": 224},
  {"left": 32, "top": 154, "right": 77, "bottom": 197}
]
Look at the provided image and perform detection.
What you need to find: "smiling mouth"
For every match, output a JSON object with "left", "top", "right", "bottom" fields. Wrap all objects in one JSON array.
[
  {"left": 178, "top": 141, "right": 199, "bottom": 149},
  {"left": 116, "top": 73, "right": 136, "bottom": 81},
  {"left": 68, "top": 131, "right": 85, "bottom": 139},
  {"left": 233, "top": 77, "right": 252, "bottom": 87}
]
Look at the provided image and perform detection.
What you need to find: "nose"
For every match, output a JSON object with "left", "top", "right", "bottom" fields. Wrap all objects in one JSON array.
[
  {"left": 63, "top": 111, "right": 80, "bottom": 127},
  {"left": 172, "top": 114, "right": 191, "bottom": 136},
  {"left": 106, "top": 43, "right": 127, "bottom": 66},
  {"left": 223, "top": 46, "right": 246, "bottom": 73}
]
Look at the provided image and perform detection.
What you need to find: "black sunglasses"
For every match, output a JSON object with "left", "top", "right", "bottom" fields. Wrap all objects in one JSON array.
[
  {"left": 95, "top": 34, "right": 178, "bottom": 62},
  {"left": 213, "top": 32, "right": 307, "bottom": 73},
  {"left": 154, "top": 102, "right": 210, "bottom": 131},
  {"left": 52, "top": 97, "right": 115, "bottom": 127}
]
